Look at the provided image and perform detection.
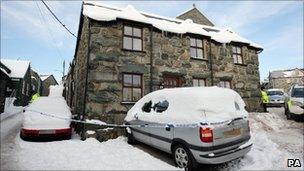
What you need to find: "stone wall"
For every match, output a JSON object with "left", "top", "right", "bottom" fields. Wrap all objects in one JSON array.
[
  {"left": 73, "top": 16, "right": 90, "bottom": 118},
  {"left": 176, "top": 8, "right": 214, "bottom": 26},
  {"left": 270, "top": 77, "right": 304, "bottom": 93},
  {"left": 72, "top": 18, "right": 262, "bottom": 141}
]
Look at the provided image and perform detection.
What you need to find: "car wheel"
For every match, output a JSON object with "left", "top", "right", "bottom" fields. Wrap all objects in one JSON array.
[
  {"left": 126, "top": 131, "right": 136, "bottom": 144},
  {"left": 173, "top": 144, "right": 197, "bottom": 171}
]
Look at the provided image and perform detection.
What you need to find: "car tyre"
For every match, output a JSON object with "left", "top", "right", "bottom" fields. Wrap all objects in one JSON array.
[
  {"left": 173, "top": 144, "right": 198, "bottom": 171},
  {"left": 126, "top": 131, "right": 136, "bottom": 144}
]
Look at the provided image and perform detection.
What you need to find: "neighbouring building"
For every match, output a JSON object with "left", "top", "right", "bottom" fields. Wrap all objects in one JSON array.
[
  {"left": 0, "top": 62, "right": 11, "bottom": 113},
  {"left": 66, "top": 2, "right": 263, "bottom": 140},
  {"left": 0, "top": 59, "right": 31, "bottom": 106},
  {"left": 40, "top": 75, "right": 58, "bottom": 96},
  {"left": 30, "top": 69, "right": 42, "bottom": 95},
  {"left": 269, "top": 68, "right": 304, "bottom": 92}
]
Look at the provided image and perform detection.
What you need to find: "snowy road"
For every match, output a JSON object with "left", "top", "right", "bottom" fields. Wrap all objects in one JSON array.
[{"left": 1, "top": 108, "right": 303, "bottom": 170}]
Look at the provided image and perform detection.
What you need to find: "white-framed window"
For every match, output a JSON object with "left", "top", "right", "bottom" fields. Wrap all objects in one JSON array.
[
  {"left": 218, "top": 81, "right": 231, "bottom": 89},
  {"left": 193, "top": 78, "right": 206, "bottom": 87},
  {"left": 190, "top": 38, "right": 204, "bottom": 59}
]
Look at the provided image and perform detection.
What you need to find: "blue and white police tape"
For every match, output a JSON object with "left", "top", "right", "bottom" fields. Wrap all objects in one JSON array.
[{"left": 25, "top": 109, "right": 201, "bottom": 128}]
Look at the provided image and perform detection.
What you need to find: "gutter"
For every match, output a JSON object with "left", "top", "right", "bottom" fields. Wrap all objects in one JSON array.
[{"left": 149, "top": 25, "right": 153, "bottom": 92}]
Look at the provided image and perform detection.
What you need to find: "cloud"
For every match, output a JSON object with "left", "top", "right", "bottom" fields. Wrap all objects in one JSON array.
[{"left": 210, "top": 1, "right": 298, "bottom": 32}]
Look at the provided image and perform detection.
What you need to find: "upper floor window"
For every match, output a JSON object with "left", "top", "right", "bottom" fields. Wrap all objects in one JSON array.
[
  {"left": 122, "top": 73, "right": 142, "bottom": 102},
  {"left": 218, "top": 80, "right": 231, "bottom": 89},
  {"left": 232, "top": 45, "right": 243, "bottom": 64},
  {"left": 193, "top": 78, "right": 206, "bottom": 87},
  {"left": 190, "top": 38, "right": 204, "bottom": 59},
  {"left": 123, "top": 25, "right": 142, "bottom": 51}
]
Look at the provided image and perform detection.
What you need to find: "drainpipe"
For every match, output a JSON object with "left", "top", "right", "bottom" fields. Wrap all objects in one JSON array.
[
  {"left": 82, "top": 18, "right": 91, "bottom": 139},
  {"left": 209, "top": 38, "right": 214, "bottom": 86},
  {"left": 149, "top": 26, "right": 153, "bottom": 92}
]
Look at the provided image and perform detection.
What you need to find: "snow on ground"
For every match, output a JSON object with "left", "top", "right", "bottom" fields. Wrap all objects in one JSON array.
[
  {"left": 1, "top": 133, "right": 180, "bottom": 170},
  {"left": 1, "top": 99, "right": 302, "bottom": 170}
]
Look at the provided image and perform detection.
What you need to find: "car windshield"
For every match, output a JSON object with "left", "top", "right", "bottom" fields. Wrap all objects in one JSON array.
[
  {"left": 267, "top": 91, "right": 284, "bottom": 96},
  {"left": 291, "top": 88, "right": 304, "bottom": 98}
]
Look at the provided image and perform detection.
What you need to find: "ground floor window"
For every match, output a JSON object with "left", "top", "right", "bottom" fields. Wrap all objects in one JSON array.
[
  {"left": 192, "top": 78, "right": 206, "bottom": 87},
  {"left": 218, "top": 80, "right": 231, "bottom": 88},
  {"left": 122, "top": 73, "right": 142, "bottom": 102}
]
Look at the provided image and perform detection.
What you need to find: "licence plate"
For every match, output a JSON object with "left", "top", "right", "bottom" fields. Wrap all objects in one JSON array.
[
  {"left": 223, "top": 128, "right": 241, "bottom": 138},
  {"left": 39, "top": 130, "right": 55, "bottom": 134}
]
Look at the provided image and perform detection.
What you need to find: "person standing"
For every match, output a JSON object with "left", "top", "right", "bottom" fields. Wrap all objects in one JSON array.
[{"left": 260, "top": 86, "right": 269, "bottom": 112}]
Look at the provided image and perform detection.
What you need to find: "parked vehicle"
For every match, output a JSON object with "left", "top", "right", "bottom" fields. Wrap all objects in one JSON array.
[
  {"left": 20, "top": 85, "right": 72, "bottom": 141},
  {"left": 285, "top": 84, "right": 304, "bottom": 121},
  {"left": 125, "top": 87, "right": 252, "bottom": 170},
  {"left": 266, "top": 89, "right": 286, "bottom": 107}
]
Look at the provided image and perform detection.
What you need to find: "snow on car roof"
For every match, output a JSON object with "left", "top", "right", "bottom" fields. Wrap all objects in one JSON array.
[
  {"left": 125, "top": 87, "right": 248, "bottom": 124},
  {"left": 83, "top": 1, "right": 262, "bottom": 49},
  {"left": 0, "top": 59, "right": 30, "bottom": 79}
]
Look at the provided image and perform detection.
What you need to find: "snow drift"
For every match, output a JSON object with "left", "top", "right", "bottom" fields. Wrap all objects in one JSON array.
[
  {"left": 22, "top": 85, "right": 71, "bottom": 129},
  {"left": 125, "top": 87, "right": 248, "bottom": 124}
]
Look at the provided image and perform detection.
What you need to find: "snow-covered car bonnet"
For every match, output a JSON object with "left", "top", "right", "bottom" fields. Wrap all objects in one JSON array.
[{"left": 125, "top": 87, "right": 248, "bottom": 124}]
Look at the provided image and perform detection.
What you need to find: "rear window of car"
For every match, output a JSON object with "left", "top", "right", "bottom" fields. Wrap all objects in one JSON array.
[{"left": 267, "top": 91, "right": 284, "bottom": 96}]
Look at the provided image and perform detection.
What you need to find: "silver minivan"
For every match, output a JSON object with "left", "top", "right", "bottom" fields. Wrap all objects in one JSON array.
[{"left": 125, "top": 87, "right": 252, "bottom": 170}]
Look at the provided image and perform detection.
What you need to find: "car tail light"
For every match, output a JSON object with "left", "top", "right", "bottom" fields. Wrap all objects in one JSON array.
[
  {"left": 21, "top": 128, "right": 39, "bottom": 136},
  {"left": 55, "top": 128, "right": 72, "bottom": 134},
  {"left": 200, "top": 127, "right": 213, "bottom": 143}
]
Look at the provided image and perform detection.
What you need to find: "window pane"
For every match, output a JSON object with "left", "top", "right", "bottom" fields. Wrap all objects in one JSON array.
[
  {"left": 123, "top": 74, "right": 132, "bottom": 86},
  {"left": 232, "top": 46, "right": 237, "bottom": 53},
  {"left": 199, "top": 79, "right": 205, "bottom": 87},
  {"left": 196, "top": 39, "right": 202, "bottom": 47},
  {"left": 190, "top": 38, "right": 196, "bottom": 46},
  {"left": 218, "top": 81, "right": 224, "bottom": 88},
  {"left": 124, "top": 26, "right": 132, "bottom": 36},
  {"left": 233, "top": 54, "right": 237, "bottom": 63},
  {"left": 123, "top": 88, "right": 132, "bottom": 101},
  {"left": 133, "top": 38, "right": 142, "bottom": 51},
  {"left": 225, "top": 81, "right": 231, "bottom": 88},
  {"left": 123, "top": 37, "right": 132, "bottom": 49},
  {"left": 197, "top": 49, "right": 203, "bottom": 58},
  {"left": 237, "top": 55, "right": 243, "bottom": 64},
  {"left": 193, "top": 79, "right": 198, "bottom": 87},
  {"left": 133, "top": 75, "right": 141, "bottom": 87},
  {"left": 237, "top": 47, "right": 241, "bottom": 54},
  {"left": 133, "top": 88, "right": 141, "bottom": 101},
  {"left": 133, "top": 28, "right": 141, "bottom": 37},
  {"left": 190, "top": 48, "right": 196, "bottom": 58}
]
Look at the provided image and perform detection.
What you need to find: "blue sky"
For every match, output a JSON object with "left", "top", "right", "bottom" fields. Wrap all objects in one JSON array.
[{"left": 1, "top": 1, "right": 303, "bottom": 82}]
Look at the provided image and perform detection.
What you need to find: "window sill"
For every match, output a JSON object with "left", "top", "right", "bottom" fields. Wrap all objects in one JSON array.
[
  {"left": 121, "top": 101, "right": 136, "bottom": 105},
  {"left": 122, "top": 49, "right": 146, "bottom": 53},
  {"left": 234, "top": 63, "right": 247, "bottom": 67},
  {"left": 190, "top": 57, "right": 208, "bottom": 61}
]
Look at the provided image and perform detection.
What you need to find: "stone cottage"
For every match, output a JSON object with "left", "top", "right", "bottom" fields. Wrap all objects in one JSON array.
[
  {"left": 269, "top": 68, "right": 304, "bottom": 93},
  {"left": 66, "top": 2, "right": 263, "bottom": 139},
  {"left": 30, "top": 69, "right": 42, "bottom": 95}
]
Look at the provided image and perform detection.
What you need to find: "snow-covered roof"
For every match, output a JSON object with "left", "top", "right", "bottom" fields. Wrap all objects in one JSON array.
[
  {"left": 83, "top": 1, "right": 262, "bottom": 49},
  {"left": 40, "top": 75, "right": 51, "bottom": 81},
  {"left": 0, "top": 59, "right": 30, "bottom": 79}
]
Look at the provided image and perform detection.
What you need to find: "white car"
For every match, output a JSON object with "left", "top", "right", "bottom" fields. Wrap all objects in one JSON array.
[
  {"left": 285, "top": 84, "right": 304, "bottom": 121},
  {"left": 125, "top": 87, "right": 252, "bottom": 170},
  {"left": 20, "top": 86, "right": 72, "bottom": 141}
]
